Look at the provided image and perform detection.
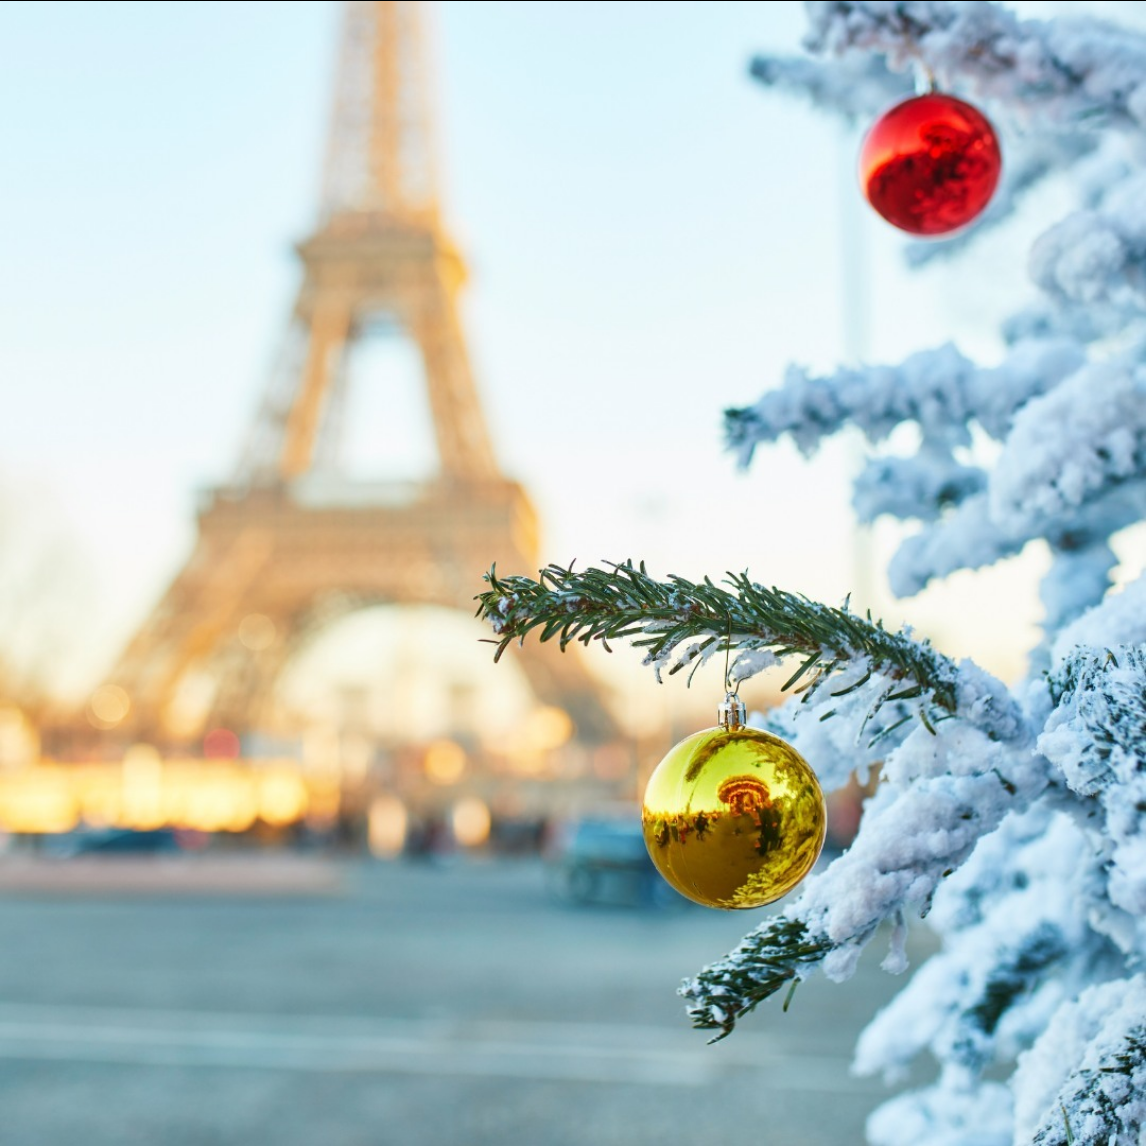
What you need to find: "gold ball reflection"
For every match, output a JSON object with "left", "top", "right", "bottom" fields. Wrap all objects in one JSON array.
[{"left": 642, "top": 726, "right": 826, "bottom": 910}]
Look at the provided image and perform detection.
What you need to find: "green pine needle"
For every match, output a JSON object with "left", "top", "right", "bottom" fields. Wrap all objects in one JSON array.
[
  {"left": 679, "top": 917, "right": 836, "bottom": 1041},
  {"left": 477, "top": 561, "right": 959, "bottom": 717}
]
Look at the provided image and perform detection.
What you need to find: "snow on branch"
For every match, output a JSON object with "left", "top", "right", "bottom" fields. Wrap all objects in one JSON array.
[
  {"left": 804, "top": 0, "right": 1146, "bottom": 130},
  {"left": 1013, "top": 977, "right": 1146, "bottom": 1146},
  {"left": 852, "top": 447, "right": 986, "bottom": 524},
  {"left": 1043, "top": 643, "right": 1146, "bottom": 925},
  {"left": 1031, "top": 170, "right": 1146, "bottom": 308},
  {"left": 1053, "top": 575, "right": 1146, "bottom": 664},
  {"left": 1039, "top": 541, "right": 1118, "bottom": 640},
  {"left": 890, "top": 487, "right": 1146, "bottom": 601},
  {"left": 865, "top": 1078, "right": 1012, "bottom": 1146},
  {"left": 854, "top": 811, "right": 1116, "bottom": 1084},
  {"left": 724, "top": 339, "right": 1083, "bottom": 466},
  {"left": 748, "top": 52, "right": 909, "bottom": 122},
  {"left": 990, "top": 361, "right": 1146, "bottom": 533}
]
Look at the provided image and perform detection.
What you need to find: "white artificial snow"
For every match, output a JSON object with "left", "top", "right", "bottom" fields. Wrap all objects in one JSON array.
[
  {"left": 865, "top": 1074, "right": 1012, "bottom": 1146},
  {"left": 989, "top": 362, "right": 1146, "bottom": 531},
  {"left": 1013, "top": 977, "right": 1146, "bottom": 1145},
  {"left": 852, "top": 448, "right": 985, "bottom": 525},
  {"left": 1053, "top": 576, "right": 1146, "bottom": 665},
  {"left": 854, "top": 812, "right": 1104, "bottom": 1081},
  {"left": 1039, "top": 541, "right": 1116, "bottom": 636}
]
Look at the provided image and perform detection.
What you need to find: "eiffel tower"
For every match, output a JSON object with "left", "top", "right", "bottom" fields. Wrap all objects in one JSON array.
[{"left": 101, "top": 0, "right": 615, "bottom": 747}]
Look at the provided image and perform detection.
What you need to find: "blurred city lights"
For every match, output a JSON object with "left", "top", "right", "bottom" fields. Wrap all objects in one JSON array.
[
  {"left": 0, "top": 768, "right": 78, "bottom": 834},
  {"left": 423, "top": 739, "right": 466, "bottom": 786},
  {"left": 0, "top": 708, "right": 38, "bottom": 769},
  {"left": 523, "top": 706, "right": 573, "bottom": 752},
  {"left": 120, "top": 744, "right": 165, "bottom": 829},
  {"left": 203, "top": 728, "right": 241, "bottom": 760},
  {"left": 257, "top": 770, "right": 309, "bottom": 825},
  {"left": 368, "top": 794, "right": 408, "bottom": 857},
  {"left": 88, "top": 685, "right": 131, "bottom": 730},
  {"left": 0, "top": 758, "right": 336, "bottom": 836},
  {"left": 451, "top": 797, "right": 490, "bottom": 848}
]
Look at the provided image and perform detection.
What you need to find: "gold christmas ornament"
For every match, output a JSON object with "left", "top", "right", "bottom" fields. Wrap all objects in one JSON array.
[{"left": 642, "top": 694, "right": 826, "bottom": 910}]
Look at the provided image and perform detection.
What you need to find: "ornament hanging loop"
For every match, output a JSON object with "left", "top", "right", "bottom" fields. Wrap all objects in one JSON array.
[
  {"left": 913, "top": 59, "right": 938, "bottom": 95},
  {"left": 718, "top": 692, "right": 746, "bottom": 730},
  {"left": 722, "top": 613, "right": 734, "bottom": 693}
]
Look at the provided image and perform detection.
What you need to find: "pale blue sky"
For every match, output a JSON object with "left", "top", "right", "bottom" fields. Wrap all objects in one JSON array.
[{"left": 0, "top": 0, "right": 1134, "bottom": 701}]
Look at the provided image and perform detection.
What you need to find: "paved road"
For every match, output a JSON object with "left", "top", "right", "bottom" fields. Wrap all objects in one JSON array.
[{"left": 0, "top": 860, "right": 929, "bottom": 1145}]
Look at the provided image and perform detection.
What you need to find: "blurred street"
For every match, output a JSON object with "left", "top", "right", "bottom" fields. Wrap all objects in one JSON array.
[{"left": 0, "top": 859, "right": 927, "bottom": 1145}]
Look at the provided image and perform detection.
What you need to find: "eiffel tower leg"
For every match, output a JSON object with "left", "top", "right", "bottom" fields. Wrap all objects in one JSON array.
[
  {"left": 279, "top": 301, "right": 353, "bottom": 480},
  {"left": 202, "top": 625, "right": 296, "bottom": 737},
  {"left": 109, "top": 528, "right": 274, "bottom": 741},
  {"left": 414, "top": 286, "right": 498, "bottom": 481}
]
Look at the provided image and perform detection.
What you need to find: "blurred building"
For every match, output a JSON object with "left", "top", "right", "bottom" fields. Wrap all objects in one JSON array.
[{"left": 22, "top": 2, "right": 635, "bottom": 850}]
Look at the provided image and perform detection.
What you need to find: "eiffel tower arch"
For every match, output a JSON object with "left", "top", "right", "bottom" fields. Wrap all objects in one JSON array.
[{"left": 103, "top": 0, "right": 616, "bottom": 747}]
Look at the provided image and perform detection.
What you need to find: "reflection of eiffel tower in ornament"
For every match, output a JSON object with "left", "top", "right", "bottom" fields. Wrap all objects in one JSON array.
[{"left": 103, "top": 0, "right": 615, "bottom": 745}]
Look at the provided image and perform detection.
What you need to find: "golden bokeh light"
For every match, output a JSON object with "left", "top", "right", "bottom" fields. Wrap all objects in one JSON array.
[
  {"left": 258, "top": 771, "right": 309, "bottom": 825},
  {"left": 524, "top": 706, "right": 574, "bottom": 752},
  {"left": 0, "top": 768, "right": 80, "bottom": 834},
  {"left": 0, "top": 758, "right": 332, "bottom": 837},
  {"left": 88, "top": 685, "right": 131, "bottom": 730},
  {"left": 121, "top": 744, "right": 165, "bottom": 830},
  {"left": 423, "top": 740, "right": 466, "bottom": 786},
  {"left": 0, "top": 707, "right": 38, "bottom": 769},
  {"left": 238, "top": 613, "right": 278, "bottom": 652},
  {"left": 451, "top": 797, "right": 491, "bottom": 848},
  {"left": 368, "top": 795, "right": 408, "bottom": 858},
  {"left": 183, "top": 775, "right": 258, "bottom": 833}
]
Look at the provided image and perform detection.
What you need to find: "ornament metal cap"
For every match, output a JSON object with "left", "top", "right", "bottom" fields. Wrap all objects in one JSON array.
[{"left": 718, "top": 692, "right": 746, "bottom": 730}]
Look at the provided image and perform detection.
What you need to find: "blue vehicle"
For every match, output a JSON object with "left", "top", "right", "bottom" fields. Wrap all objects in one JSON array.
[{"left": 547, "top": 816, "right": 685, "bottom": 909}]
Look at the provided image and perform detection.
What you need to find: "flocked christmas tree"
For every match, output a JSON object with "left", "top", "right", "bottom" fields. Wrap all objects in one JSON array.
[{"left": 477, "top": 2, "right": 1146, "bottom": 1143}]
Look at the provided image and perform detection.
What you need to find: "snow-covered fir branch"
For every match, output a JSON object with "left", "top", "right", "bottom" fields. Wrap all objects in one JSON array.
[
  {"left": 1014, "top": 977, "right": 1146, "bottom": 1146},
  {"left": 725, "top": 339, "right": 1083, "bottom": 464},
  {"left": 852, "top": 447, "right": 985, "bottom": 525},
  {"left": 479, "top": 562, "right": 1040, "bottom": 1045},
  {"left": 803, "top": 0, "right": 1146, "bottom": 129},
  {"left": 853, "top": 808, "right": 1121, "bottom": 1083},
  {"left": 477, "top": 560, "right": 966, "bottom": 722},
  {"left": 727, "top": 340, "right": 1146, "bottom": 599},
  {"left": 1043, "top": 643, "right": 1146, "bottom": 926},
  {"left": 748, "top": 52, "right": 909, "bottom": 122}
]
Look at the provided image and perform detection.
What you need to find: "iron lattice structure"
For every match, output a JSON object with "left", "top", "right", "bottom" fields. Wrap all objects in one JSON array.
[{"left": 105, "top": 0, "right": 615, "bottom": 746}]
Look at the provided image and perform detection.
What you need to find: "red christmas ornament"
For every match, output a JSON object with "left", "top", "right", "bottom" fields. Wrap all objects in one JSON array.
[{"left": 859, "top": 93, "right": 1002, "bottom": 236}]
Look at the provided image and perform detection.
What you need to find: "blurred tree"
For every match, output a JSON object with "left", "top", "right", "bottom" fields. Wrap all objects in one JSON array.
[{"left": 0, "top": 480, "right": 93, "bottom": 717}]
